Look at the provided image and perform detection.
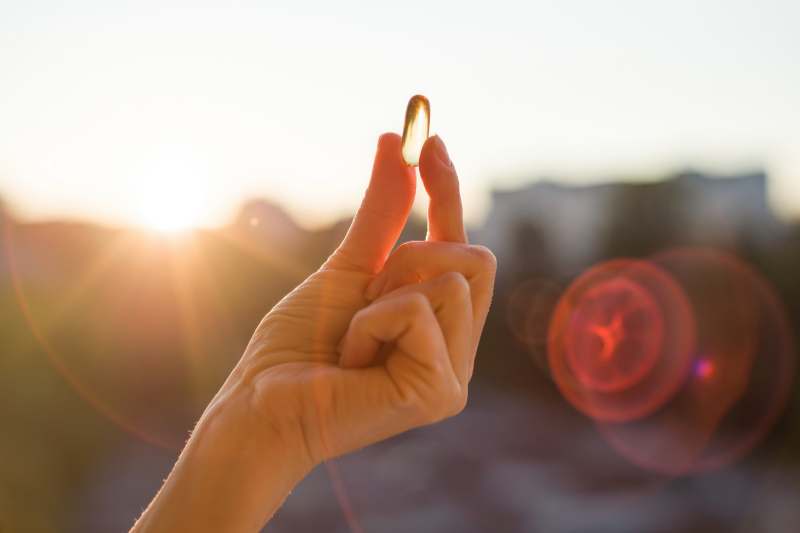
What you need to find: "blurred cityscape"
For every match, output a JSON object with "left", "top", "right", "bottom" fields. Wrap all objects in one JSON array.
[{"left": 1, "top": 171, "right": 799, "bottom": 532}]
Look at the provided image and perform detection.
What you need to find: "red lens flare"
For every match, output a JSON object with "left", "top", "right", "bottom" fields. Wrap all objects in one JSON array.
[
  {"left": 548, "top": 259, "right": 696, "bottom": 423},
  {"left": 564, "top": 277, "right": 664, "bottom": 393},
  {"left": 548, "top": 248, "right": 795, "bottom": 475},
  {"left": 596, "top": 248, "right": 795, "bottom": 475}
]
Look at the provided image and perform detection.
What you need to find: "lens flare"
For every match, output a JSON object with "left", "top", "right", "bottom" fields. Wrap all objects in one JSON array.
[
  {"left": 507, "top": 278, "right": 562, "bottom": 347},
  {"left": 565, "top": 277, "right": 664, "bottom": 393},
  {"left": 548, "top": 259, "right": 696, "bottom": 422},
  {"left": 546, "top": 248, "right": 795, "bottom": 475},
  {"left": 596, "top": 248, "right": 795, "bottom": 475},
  {"left": 506, "top": 279, "right": 563, "bottom": 374}
]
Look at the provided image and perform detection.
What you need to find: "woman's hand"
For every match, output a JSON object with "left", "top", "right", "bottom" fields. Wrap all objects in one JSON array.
[
  {"left": 243, "top": 133, "right": 496, "bottom": 465},
  {"left": 132, "top": 133, "right": 496, "bottom": 533}
]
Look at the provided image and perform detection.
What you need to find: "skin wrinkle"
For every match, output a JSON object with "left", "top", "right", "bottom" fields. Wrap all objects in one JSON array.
[
  {"left": 255, "top": 365, "right": 323, "bottom": 467},
  {"left": 257, "top": 306, "right": 349, "bottom": 350},
  {"left": 306, "top": 369, "right": 335, "bottom": 463}
]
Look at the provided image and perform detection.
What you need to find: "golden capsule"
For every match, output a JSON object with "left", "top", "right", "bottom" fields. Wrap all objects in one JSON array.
[{"left": 401, "top": 95, "right": 430, "bottom": 167}]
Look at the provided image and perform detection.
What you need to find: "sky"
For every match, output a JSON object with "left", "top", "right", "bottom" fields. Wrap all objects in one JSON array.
[{"left": 1, "top": 0, "right": 799, "bottom": 230}]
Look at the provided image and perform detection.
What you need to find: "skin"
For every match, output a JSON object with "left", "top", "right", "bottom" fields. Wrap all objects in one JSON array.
[{"left": 130, "top": 133, "right": 497, "bottom": 533}]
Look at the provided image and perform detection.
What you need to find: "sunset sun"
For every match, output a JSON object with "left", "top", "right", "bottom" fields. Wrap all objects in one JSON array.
[{"left": 137, "top": 158, "right": 204, "bottom": 232}]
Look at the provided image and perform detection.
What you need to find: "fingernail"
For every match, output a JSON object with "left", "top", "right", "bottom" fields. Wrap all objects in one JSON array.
[
  {"left": 377, "top": 133, "right": 385, "bottom": 148},
  {"left": 433, "top": 135, "right": 452, "bottom": 167},
  {"left": 364, "top": 270, "right": 388, "bottom": 301}
]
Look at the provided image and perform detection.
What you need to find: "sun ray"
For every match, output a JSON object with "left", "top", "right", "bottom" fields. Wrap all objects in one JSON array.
[
  {"left": 24, "top": 230, "right": 140, "bottom": 333},
  {"left": 3, "top": 215, "right": 181, "bottom": 450},
  {"left": 165, "top": 235, "right": 224, "bottom": 403}
]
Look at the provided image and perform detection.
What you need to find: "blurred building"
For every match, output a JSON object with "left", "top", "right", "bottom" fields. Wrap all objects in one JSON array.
[{"left": 475, "top": 172, "right": 783, "bottom": 282}]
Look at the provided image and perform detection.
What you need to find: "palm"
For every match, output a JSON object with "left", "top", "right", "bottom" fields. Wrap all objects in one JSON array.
[
  {"left": 240, "top": 267, "right": 404, "bottom": 462},
  {"left": 250, "top": 268, "right": 371, "bottom": 365}
]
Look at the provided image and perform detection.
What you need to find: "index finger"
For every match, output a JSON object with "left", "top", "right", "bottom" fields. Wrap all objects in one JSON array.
[
  {"left": 418, "top": 135, "right": 468, "bottom": 244},
  {"left": 326, "top": 133, "right": 416, "bottom": 274}
]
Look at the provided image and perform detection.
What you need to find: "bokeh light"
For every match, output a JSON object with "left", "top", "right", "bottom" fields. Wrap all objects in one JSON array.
[
  {"left": 564, "top": 277, "right": 664, "bottom": 393},
  {"left": 506, "top": 278, "right": 563, "bottom": 375},
  {"left": 548, "top": 258, "right": 696, "bottom": 423},
  {"left": 545, "top": 248, "right": 795, "bottom": 475}
]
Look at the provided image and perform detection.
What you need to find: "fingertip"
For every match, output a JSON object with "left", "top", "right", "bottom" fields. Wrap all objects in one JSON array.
[
  {"left": 364, "top": 269, "right": 388, "bottom": 301},
  {"left": 375, "top": 132, "right": 411, "bottom": 175},
  {"left": 419, "top": 135, "right": 458, "bottom": 197},
  {"left": 419, "top": 135, "right": 453, "bottom": 171},
  {"left": 376, "top": 135, "right": 416, "bottom": 207},
  {"left": 418, "top": 135, "right": 467, "bottom": 244},
  {"left": 370, "top": 132, "right": 415, "bottom": 205},
  {"left": 431, "top": 135, "right": 453, "bottom": 167}
]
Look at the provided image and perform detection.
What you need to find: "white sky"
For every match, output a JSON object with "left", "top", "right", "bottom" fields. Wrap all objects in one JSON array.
[{"left": 1, "top": 0, "right": 799, "bottom": 229}]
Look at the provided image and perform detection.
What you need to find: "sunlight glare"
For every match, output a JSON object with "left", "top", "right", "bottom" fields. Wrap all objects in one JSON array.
[{"left": 137, "top": 158, "right": 204, "bottom": 232}]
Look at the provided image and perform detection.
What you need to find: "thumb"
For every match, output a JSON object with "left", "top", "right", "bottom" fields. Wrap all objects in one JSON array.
[{"left": 325, "top": 133, "right": 416, "bottom": 274}]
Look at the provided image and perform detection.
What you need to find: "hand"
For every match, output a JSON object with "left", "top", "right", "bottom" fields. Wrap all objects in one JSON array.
[{"left": 131, "top": 133, "right": 496, "bottom": 533}]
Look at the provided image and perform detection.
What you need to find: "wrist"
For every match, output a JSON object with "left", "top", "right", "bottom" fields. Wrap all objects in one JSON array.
[{"left": 132, "top": 388, "right": 313, "bottom": 533}]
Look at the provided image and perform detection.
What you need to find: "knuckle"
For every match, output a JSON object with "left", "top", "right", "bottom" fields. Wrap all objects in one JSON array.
[
  {"left": 439, "top": 271, "right": 471, "bottom": 304},
  {"left": 403, "top": 291, "right": 431, "bottom": 314},
  {"left": 452, "top": 389, "right": 469, "bottom": 416},
  {"left": 439, "top": 378, "right": 464, "bottom": 420},
  {"left": 428, "top": 372, "right": 461, "bottom": 422},
  {"left": 400, "top": 385, "right": 441, "bottom": 424},
  {"left": 394, "top": 385, "right": 425, "bottom": 416},
  {"left": 349, "top": 306, "right": 372, "bottom": 332},
  {"left": 439, "top": 270, "right": 467, "bottom": 286},
  {"left": 350, "top": 307, "right": 368, "bottom": 326},
  {"left": 393, "top": 241, "right": 421, "bottom": 263},
  {"left": 413, "top": 366, "right": 460, "bottom": 424},
  {"left": 326, "top": 249, "right": 362, "bottom": 273},
  {"left": 469, "top": 245, "right": 498, "bottom": 272}
]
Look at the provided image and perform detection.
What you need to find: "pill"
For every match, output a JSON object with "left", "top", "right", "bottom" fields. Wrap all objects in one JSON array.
[{"left": 401, "top": 95, "right": 430, "bottom": 167}]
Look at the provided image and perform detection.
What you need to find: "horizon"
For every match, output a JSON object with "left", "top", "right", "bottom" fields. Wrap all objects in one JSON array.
[
  {"left": 0, "top": 167, "right": 783, "bottom": 233},
  {"left": 2, "top": 0, "right": 799, "bottom": 231}
]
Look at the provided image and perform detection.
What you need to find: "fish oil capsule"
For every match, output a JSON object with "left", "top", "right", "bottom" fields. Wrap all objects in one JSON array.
[{"left": 401, "top": 95, "right": 430, "bottom": 167}]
